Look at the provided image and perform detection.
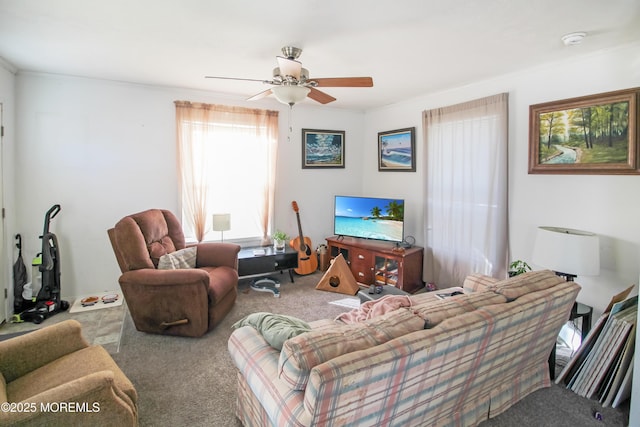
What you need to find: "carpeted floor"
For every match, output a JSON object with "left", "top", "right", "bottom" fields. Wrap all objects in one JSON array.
[
  {"left": 112, "top": 272, "right": 352, "bottom": 427},
  {"left": 110, "top": 271, "right": 630, "bottom": 427},
  {"left": 0, "top": 301, "right": 126, "bottom": 354},
  {"left": 2, "top": 272, "right": 630, "bottom": 426}
]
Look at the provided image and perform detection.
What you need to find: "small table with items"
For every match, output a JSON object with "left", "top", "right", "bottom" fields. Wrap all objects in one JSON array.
[
  {"left": 549, "top": 301, "right": 593, "bottom": 379},
  {"left": 237, "top": 246, "right": 298, "bottom": 297},
  {"left": 358, "top": 284, "right": 409, "bottom": 304}
]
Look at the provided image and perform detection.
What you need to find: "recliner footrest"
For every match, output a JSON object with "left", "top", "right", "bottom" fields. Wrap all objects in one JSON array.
[{"left": 160, "top": 319, "right": 189, "bottom": 329}]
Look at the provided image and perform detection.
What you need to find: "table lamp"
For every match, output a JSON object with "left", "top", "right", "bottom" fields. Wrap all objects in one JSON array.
[
  {"left": 212, "top": 213, "right": 231, "bottom": 242},
  {"left": 532, "top": 226, "right": 600, "bottom": 281}
]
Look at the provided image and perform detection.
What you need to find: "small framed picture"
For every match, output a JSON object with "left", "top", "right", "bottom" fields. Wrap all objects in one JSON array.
[
  {"left": 378, "top": 127, "right": 416, "bottom": 172},
  {"left": 302, "top": 129, "right": 345, "bottom": 168}
]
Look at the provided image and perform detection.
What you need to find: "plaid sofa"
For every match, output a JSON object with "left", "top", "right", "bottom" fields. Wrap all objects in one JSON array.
[{"left": 228, "top": 270, "right": 580, "bottom": 427}]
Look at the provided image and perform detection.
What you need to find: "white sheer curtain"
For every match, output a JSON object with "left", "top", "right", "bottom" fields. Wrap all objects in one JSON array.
[
  {"left": 175, "top": 101, "right": 278, "bottom": 243},
  {"left": 423, "top": 93, "right": 509, "bottom": 286}
]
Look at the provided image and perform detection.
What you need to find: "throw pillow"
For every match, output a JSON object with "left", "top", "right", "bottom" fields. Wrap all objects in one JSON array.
[
  {"left": 232, "top": 312, "right": 311, "bottom": 351},
  {"left": 157, "top": 247, "right": 197, "bottom": 270}
]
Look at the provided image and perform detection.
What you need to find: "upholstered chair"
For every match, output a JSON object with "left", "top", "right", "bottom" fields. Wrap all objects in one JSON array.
[
  {"left": 0, "top": 320, "right": 138, "bottom": 426},
  {"left": 108, "top": 209, "right": 240, "bottom": 337}
]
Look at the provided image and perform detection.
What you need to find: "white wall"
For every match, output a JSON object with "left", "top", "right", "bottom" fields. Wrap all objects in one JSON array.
[
  {"left": 364, "top": 43, "right": 640, "bottom": 427},
  {"left": 10, "top": 42, "right": 640, "bottom": 314},
  {"left": 0, "top": 59, "right": 16, "bottom": 320},
  {"left": 274, "top": 107, "right": 364, "bottom": 251},
  {"left": 13, "top": 73, "right": 364, "bottom": 300},
  {"left": 364, "top": 42, "right": 640, "bottom": 321}
]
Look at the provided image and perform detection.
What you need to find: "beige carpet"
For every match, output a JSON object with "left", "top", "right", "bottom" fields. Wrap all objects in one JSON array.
[
  {"left": 111, "top": 272, "right": 629, "bottom": 427},
  {"left": 112, "top": 272, "right": 353, "bottom": 427},
  {"left": 4, "top": 272, "right": 629, "bottom": 426},
  {"left": 0, "top": 301, "right": 126, "bottom": 354}
]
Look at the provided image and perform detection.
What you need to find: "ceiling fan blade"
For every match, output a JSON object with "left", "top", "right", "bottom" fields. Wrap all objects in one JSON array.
[
  {"left": 205, "top": 76, "right": 267, "bottom": 83},
  {"left": 307, "top": 87, "right": 336, "bottom": 104},
  {"left": 312, "top": 77, "right": 373, "bottom": 87},
  {"left": 247, "top": 88, "right": 273, "bottom": 101},
  {"left": 277, "top": 56, "right": 302, "bottom": 80}
]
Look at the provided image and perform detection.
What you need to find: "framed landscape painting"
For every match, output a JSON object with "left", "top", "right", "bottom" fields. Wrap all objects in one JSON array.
[
  {"left": 378, "top": 127, "right": 416, "bottom": 172},
  {"left": 529, "top": 88, "right": 640, "bottom": 175},
  {"left": 302, "top": 129, "right": 345, "bottom": 168}
]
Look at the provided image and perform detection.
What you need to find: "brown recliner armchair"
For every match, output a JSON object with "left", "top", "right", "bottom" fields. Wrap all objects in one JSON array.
[{"left": 108, "top": 209, "right": 240, "bottom": 337}]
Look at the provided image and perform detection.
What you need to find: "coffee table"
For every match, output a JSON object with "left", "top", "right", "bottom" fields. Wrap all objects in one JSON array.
[{"left": 237, "top": 246, "right": 298, "bottom": 297}]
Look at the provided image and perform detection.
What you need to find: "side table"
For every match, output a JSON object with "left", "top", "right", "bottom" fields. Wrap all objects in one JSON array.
[{"left": 549, "top": 301, "right": 593, "bottom": 379}]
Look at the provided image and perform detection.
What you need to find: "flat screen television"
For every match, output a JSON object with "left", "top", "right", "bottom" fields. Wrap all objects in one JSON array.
[{"left": 334, "top": 195, "right": 405, "bottom": 243}]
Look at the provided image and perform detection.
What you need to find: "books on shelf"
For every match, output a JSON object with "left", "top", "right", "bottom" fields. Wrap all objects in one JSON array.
[{"left": 556, "top": 286, "right": 636, "bottom": 408}]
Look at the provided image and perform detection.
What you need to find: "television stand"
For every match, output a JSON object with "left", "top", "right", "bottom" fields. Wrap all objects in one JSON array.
[
  {"left": 391, "top": 242, "right": 405, "bottom": 253},
  {"left": 326, "top": 236, "right": 424, "bottom": 293}
]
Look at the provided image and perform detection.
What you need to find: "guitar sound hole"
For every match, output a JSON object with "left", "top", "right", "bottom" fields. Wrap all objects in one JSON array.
[{"left": 329, "top": 276, "right": 340, "bottom": 288}]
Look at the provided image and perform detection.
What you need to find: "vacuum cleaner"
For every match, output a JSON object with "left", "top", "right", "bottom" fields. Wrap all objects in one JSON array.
[{"left": 14, "top": 204, "right": 69, "bottom": 324}]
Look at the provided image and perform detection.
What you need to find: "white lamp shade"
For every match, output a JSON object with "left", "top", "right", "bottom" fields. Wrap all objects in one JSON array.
[
  {"left": 532, "top": 226, "right": 600, "bottom": 276},
  {"left": 211, "top": 213, "right": 231, "bottom": 232},
  {"left": 271, "top": 85, "right": 310, "bottom": 105}
]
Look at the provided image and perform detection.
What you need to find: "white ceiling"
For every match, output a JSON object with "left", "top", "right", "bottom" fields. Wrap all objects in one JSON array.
[{"left": 1, "top": 0, "right": 639, "bottom": 110}]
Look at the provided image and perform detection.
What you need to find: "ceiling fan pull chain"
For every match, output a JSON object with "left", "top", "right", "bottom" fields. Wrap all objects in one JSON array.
[{"left": 287, "top": 104, "right": 293, "bottom": 142}]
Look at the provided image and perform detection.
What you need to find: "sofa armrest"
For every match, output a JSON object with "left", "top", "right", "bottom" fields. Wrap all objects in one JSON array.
[
  {"left": 0, "top": 371, "right": 137, "bottom": 426},
  {"left": 228, "top": 326, "right": 306, "bottom": 426},
  {"left": 0, "top": 320, "right": 88, "bottom": 383},
  {"left": 195, "top": 242, "right": 240, "bottom": 270}
]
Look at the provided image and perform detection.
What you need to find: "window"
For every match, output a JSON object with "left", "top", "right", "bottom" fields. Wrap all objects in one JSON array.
[
  {"left": 422, "top": 93, "right": 509, "bottom": 286},
  {"left": 175, "top": 101, "right": 279, "bottom": 243}
]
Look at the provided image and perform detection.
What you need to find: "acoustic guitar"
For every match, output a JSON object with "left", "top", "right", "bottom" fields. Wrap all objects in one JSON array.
[{"left": 290, "top": 201, "right": 318, "bottom": 275}]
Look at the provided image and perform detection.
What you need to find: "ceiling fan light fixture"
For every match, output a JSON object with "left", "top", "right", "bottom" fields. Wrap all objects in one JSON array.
[
  {"left": 271, "top": 85, "right": 310, "bottom": 106},
  {"left": 273, "top": 67, "right": 309, "bottom": 82}
]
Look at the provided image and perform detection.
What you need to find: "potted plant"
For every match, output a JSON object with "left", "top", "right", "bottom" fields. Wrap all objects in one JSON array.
[
  {"left": 272, "top": 230, "right": 288, "bottom": 251},
  {"left": 508, "top": 260, "right": 532, "bottom": 277}
]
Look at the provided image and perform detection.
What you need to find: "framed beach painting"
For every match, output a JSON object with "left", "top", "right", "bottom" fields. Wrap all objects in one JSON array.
[
  {"left": 302, "top": 129, "right": 345, "bottom": 168},
  {"left": 529, "top": 88, "right": 640, "bottom": 175},
  {"left": 378, "top": 127, "right": 416, "bottom": 172}
]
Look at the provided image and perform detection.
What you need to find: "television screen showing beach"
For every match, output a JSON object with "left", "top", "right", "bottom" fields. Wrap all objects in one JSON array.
[{"left": 334, "top": 196, "right": 404, "bottom": 242}]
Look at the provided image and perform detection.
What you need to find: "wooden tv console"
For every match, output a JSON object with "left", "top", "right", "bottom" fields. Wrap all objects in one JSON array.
[{"left": 326, "top": 236, "right": 424, "bottom": 294}]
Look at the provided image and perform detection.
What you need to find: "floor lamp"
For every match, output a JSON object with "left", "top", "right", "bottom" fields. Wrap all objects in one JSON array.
[{"left": 212, "top": 213, "right": 231, "bottom": 242}]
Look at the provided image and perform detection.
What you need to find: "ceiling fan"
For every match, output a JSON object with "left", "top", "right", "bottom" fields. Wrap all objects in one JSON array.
[{"left": 205, "top": 46, "right": 373, "bottom": 106}]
